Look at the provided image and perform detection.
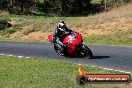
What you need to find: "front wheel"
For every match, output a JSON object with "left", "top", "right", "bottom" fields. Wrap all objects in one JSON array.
[{"left": 79, "top": 44, "right": 93, "bottom": 59}]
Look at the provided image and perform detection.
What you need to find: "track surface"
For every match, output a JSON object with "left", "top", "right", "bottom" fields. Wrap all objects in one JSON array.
[{"left": 0, "top": 41, "right": 132, "bottom": 72}]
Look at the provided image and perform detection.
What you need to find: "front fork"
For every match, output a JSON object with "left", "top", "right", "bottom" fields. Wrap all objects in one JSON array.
[{"left": 77, "top": 44, "right": 83, "bottom": 53}]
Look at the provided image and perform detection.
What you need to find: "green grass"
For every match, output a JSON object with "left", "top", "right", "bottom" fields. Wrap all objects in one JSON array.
[
  {"left": 84, "top": 31, "right": 132, "bottom": 46},
  {"left": 0, "top": 56, "right": 131, "bottom": 88},
  {"left": 38, "top": 0, "right": 45, "bottom": 3},
  {"left": 0, "top": 15, "right": 11, "bottom": 21}
]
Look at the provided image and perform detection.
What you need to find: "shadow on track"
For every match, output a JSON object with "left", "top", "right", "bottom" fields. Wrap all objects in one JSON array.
[
  {"left": 92, "top": 56, "right": 110, "bottom": 59},
  {"left": 65, "top": 55, "right": 110, "bottom": 59}
]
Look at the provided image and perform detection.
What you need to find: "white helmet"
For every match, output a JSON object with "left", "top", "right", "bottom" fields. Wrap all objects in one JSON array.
[{"left": 58, "top": 21, "right": 67, "bottom": 31}]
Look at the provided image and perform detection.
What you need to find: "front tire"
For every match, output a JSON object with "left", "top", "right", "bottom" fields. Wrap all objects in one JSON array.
[{"left": 79, "top": 44, "right": 93, "bottom": 59}]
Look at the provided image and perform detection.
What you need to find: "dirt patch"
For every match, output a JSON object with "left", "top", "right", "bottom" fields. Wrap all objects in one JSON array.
[
  {"left": 22, "top": 31, "right": 50, "bottom": 39},
  {"left": 77, "top": 17, "right": 132, "bottom": 37},
  {"left": 0, "top": 34, "right": 2, "bottom": 38},
  {"left": 8, "top": 18, "right": 19, "bottom": 26},
  {"left": 0, "top": 10, "right": 9, "bottom": 15},
  {"left": 10, "top": 31, "right": 50, "bottom": 41}
]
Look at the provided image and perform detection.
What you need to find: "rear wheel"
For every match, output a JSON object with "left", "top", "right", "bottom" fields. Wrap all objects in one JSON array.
[{"left": 80, "top": 44, "right": 93, "bottom": 59}]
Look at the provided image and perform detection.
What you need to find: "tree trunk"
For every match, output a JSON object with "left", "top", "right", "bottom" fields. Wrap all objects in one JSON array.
[
  {"left": 60, "top": 0, "right": 65, "bottom": 15},
  {"left": 11, "top": 0, "right": 13, "bottom": 7},
  {"left": 21, "top": 2, "right": 24, "bottom": 12}
]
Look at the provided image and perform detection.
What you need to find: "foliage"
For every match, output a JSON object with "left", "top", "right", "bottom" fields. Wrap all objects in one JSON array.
[
  {"left": 0, "top": 0, "right": 36, "bottom": 13},
  {"left": 0, "top": 0, "right": 130, "bottom": 16},
  {"left": 0, "top": 18, "right": 12, "bottom": 30},
  {"left": 4, "top": 28, "right": 16, "bottom": 34},
  {"left": 42, "top": 0, "right": 92, "bottom": 16},
  {"left": 15, "top": 0, "right": 36, "bottom": 12}
]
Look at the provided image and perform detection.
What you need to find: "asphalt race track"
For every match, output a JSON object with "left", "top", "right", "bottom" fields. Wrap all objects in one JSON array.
[{"left": 0, "top": 41, "right": 132, "bottom": 72}]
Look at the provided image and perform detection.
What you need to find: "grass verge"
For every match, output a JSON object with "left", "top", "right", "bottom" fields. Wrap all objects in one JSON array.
[
  {"left": 0, "top": 56, "right": 131, "bottom": 88},
  {"left": 84, "top": 31, "right": 132, "bottom": 46}
]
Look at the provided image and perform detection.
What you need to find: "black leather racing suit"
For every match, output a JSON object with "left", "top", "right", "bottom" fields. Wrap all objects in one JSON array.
[{"left": 53, "top": 27, "right": 72, "bottom": 52}]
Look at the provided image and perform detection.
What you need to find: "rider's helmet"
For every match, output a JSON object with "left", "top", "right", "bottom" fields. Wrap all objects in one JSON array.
[{"left": 57, "top": 21, "right": 67, "bottom": 31}]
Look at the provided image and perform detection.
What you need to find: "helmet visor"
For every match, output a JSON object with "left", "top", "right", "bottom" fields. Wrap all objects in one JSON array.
[{"left": 59, "top": 25, "right": 66, "bottom": 31}]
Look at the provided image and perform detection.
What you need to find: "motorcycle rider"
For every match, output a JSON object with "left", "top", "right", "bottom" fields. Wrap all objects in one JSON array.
[{"left": 53, "top": 21, "right": 73, "bottom": 55}]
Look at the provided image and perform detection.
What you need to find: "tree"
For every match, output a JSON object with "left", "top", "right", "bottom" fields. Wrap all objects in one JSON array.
[
  {"left": 0, "top": 0, "right": 10, "bottom": 9},
  {"left": 8, "top": 0, "right": 35, "bottom": 13},
  {"left": 42, "top": 0, "right": 91, "bottom": 16}
]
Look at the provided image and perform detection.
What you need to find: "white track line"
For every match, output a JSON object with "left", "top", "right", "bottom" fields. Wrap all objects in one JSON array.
[
  {"left": 0, "top": 54, "right": 5, "bottom": 55},
  {"left": 0, "top": 53, "right": 31, "bottom": 59},
  {"left": 17, "top": 56, "right": 24, "bottom": 58},
  {"left": 91, "top": 44, "right": 132, "bottom": 47},
  {"left": 25, "top": 57, "right": 31, "bottom": 59},
  {"left": 7, "top": 55, "right": 13, "bottom": 57},
  {"left": 92, "top": 66, "right": 132, "bottom": 74},
  {"left": 0, "top": 53, "right": 31, "bottom": 58}
]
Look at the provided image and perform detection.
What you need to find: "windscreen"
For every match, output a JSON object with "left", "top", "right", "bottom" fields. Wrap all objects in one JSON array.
[{"left": 68, "top": 33, "right": 78, "bottom": 40}]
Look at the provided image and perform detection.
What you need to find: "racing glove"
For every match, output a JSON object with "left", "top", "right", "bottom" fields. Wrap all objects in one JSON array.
[{"left": 56, "top": 38, "right": 66, "bottom": 47}]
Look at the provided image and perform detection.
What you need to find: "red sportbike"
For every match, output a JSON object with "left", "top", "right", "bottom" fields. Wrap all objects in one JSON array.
[{"left": 48, "top": 32, "right": 93, "bottom": 59}]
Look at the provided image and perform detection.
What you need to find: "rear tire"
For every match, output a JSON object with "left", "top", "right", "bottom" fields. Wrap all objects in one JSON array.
[{"left": 80, "top": 44, "right": 93, "bottom": 59}]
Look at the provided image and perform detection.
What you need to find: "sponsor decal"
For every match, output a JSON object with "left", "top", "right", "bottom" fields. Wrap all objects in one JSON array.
[{"left": 76, "top": 64, "right": 131, "bottom": 84}]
